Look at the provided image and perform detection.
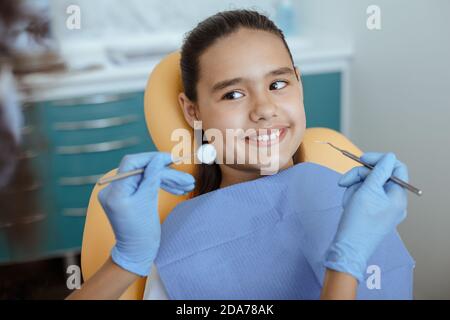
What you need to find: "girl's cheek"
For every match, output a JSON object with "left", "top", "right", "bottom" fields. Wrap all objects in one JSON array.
[
  {"left": 212, "top": 109, "right": 248, "bottom": 131},
  {"left": 294, "top": 107, "right": 306, "bottom": 129}
]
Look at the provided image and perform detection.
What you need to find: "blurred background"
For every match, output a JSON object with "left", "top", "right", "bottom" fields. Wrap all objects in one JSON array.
[{"left": 0, "top": 0, "right": 448, "bottom": 299}]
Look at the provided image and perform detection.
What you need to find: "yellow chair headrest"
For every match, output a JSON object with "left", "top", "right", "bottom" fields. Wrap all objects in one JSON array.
[{"left": 144, "top": 51, "right": 197, "bottom": 177}]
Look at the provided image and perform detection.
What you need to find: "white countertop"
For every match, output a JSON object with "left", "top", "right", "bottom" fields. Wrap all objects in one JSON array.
[{"left": 20, "top": 34, "right": 353, "bottom": 103}]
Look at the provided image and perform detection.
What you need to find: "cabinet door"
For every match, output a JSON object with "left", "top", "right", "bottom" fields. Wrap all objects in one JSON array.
[
  {"left": 40, "top": 92, "right": 156, "bottom": 257},
  {"left": 302, "top": 72, "right": 341, "bottom": 131}
]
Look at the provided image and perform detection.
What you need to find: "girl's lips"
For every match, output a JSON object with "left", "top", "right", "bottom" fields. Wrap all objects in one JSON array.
[{"left": 244, "top": 127, "right": 288, "bottom": 147}]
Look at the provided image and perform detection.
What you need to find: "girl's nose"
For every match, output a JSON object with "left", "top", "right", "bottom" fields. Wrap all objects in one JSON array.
[{"left": 249, "top": 94, "right": 278, "bottom": 122}]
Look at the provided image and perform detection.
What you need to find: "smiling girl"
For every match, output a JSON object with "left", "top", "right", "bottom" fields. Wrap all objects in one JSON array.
[{"left": 67, "top": 10, "right": 412, "bottom": 300}]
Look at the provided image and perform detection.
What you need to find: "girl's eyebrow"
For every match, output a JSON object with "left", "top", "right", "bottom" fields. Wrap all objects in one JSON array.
[
  {"left": 211, "top": 66, "right": 295, "bottom": 93},
  {"left": 269, "top": 66, "right": 296, "bottom": 77}
]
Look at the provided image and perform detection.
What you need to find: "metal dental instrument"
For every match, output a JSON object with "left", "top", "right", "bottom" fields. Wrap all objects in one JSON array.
[
  {"left": 97, "top": 155, "right": 191, "bottom": 186},
  {"left": 314, "top": 141, "right": 422, "bottom": 196}
]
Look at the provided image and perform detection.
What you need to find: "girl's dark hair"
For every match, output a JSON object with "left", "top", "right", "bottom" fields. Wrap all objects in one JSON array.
[{"left": 180, "top": 9, "right": 296, "bottom": 196}]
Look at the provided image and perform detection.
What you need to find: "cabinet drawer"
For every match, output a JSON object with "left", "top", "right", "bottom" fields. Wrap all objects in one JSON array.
[
  {"left": 51, "top": 138, "right": 155, "bottom": 176},
  {"left": 53, "top": 184, "right": 93, "bottom": 213},
  {"left": 44, "top": 214, "right": 86, "bottom": 253},
  {"left": 49, "top": 118, "right": 147, "bottom": 147},
  {"left": 42, "top": 92, "right": 144, "bottom": 122}
]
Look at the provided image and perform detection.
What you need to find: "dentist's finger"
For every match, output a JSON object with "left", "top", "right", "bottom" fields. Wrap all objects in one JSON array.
[
  {"left": 362, "top": 152, "right": 408, "bottom": 182},
  {"left": 118, "top": 152, "right": 172, "bottom": 173},
  {"left": 136, "top": 161, "right": 195, "bottom": 197},
  {"left": 160, "top": 167, "right": 196, "bottom": 187},
  {"left": 364, "top": 152, "right": 397, "bottom": 188},
  {"left": 161, "top": 183, "right": 195, "bottom": 195},
  {"left": 342, "top": 181, "right": 362, "bottom": 205},
  {"left": 338, "top": 166, "right": 371, "bottom": 187},
  {"left": 112, "top": 152, "right": 172, "bottom": 195},
  {"left": 385, "top": 160, "right": 409, "bottom": 198},
  {"left": 338, "top": 152, "right": 389, "bottom": 187},
  {"left": 134, "top": 154, "right": 178, "bottom": 196},
  {"left": 359, "top": 152, "right": 386, "bottom": 165}
]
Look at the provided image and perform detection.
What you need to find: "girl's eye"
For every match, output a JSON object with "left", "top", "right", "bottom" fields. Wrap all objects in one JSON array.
[
  {"left": 270, "top": 80, "right": 288, "bottom": 90},
  {"left": 222, "top": 91, "right": 244, "bottom": 100}
]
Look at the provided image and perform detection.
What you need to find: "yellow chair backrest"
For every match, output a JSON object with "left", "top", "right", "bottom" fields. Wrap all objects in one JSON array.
[{"left": 81, "top": 51, "right": 362, "bottom": 299}]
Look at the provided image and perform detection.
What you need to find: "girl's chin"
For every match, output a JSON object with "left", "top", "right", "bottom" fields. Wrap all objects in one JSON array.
[{"left": 259, "top": 156, "right": 294, "bottom": 174}]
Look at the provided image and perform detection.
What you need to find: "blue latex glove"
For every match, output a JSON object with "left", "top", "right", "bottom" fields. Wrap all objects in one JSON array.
[
  {"left": 98, "top": 152, "right": 195, "bottom": 277},
  {"left": 324, "top": 152, "right": 409, "bottom": 282}
]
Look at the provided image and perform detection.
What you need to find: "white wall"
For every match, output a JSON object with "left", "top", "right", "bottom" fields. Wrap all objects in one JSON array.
[
  {"left": 49, "top": 0, "right": 278, "bottom": 42},
  {"left": 294, "top": 0, "right": 450, "bottom": 299}
]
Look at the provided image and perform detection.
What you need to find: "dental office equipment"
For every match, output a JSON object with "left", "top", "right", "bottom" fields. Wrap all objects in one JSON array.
[
  {"left": 315, "top": 141, "right": 422, "bottom": 196},
  {"left": 97, "top": 142, "right": 218, "bottom": 186},
  {"left": 97, "top": 154, "right": 191, "bottom": 185}
]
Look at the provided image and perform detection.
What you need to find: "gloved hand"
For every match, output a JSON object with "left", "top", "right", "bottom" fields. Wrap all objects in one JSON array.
[
  {"left": 98, "top": 152, "right": 195, "bottom": 277},
  {"left": 324, "top": 152, "right": 409, "bottom": 282}
]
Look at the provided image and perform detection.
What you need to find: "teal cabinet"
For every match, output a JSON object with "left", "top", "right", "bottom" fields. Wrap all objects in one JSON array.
[
  {"left": 0, "top": 92, "right": 157, "bottom": 263},
  {"left": 39, "top": 92, "right": 156, "bottom": 255},
  {"left": 302, "top": 72, "right": 341, "bottom": 131}
]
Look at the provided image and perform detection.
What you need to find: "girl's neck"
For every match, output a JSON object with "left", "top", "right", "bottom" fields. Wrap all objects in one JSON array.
[{"left": 218, "top": 158, "right": 294, "bottom": 189}]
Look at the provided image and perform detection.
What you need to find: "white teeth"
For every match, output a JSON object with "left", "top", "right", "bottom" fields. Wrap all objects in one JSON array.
[{"left": 250, "top": 129, "right": 282, "bottom": 142}]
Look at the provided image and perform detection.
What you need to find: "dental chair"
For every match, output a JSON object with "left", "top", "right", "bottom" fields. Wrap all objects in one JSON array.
[{"left": 81, "top": 51, "right": 363, "bottom": 300}]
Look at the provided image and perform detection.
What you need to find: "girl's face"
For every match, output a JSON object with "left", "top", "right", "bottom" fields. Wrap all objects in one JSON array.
[{"left": 180, "top": 27, "right": 306, "bottom": 176}]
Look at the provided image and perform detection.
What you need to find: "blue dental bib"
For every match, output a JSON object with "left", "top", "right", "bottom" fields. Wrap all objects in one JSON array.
[{"left": 154, "top": 162, "right": 415, "bottom": 299}]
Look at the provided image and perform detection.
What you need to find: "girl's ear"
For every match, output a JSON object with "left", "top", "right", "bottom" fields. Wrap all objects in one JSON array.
[{"left": 178, "top": 92, "right": 200, "bottom": 128}]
